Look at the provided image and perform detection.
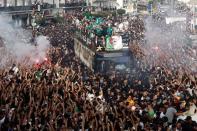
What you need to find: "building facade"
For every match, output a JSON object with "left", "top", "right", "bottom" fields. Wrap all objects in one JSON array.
[
  {"left": 0, "top": 0, "right": 77, "bottom": 7},
  {"left": 91, "top": 0, "right": 135, "bottom": 13}
]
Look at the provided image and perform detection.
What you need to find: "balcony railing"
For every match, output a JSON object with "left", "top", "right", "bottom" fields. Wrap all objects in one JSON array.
[{"left": 0, "top": 2, "right": 86, "bottom": 12}]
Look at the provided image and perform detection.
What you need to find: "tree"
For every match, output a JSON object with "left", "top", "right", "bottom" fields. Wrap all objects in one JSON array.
[
  {"left": 117, "top": 9, "right": 126, "bottom": 16},
  {"left": 112, "top": 11, "right": 116, "bottom": 17}
]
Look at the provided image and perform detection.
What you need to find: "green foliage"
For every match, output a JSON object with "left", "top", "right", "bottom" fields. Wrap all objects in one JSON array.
[
  {"left": 117, "top": 9, "right": 126, "bottom": 16},
  {"left": 148, "top": 0, "right": 153, "bottom": 3},
  {"left": 83, "top": 11, "right": 92, "bottom": 20}
]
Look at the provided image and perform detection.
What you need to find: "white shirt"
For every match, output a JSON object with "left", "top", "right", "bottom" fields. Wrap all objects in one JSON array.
[
  {"left": 160, "top": 112, "right": 165, "bottom": 118},
  {"left": 12, "top": 66, "right": 19, "bottom": 75},
  {"left": 187, "top": 88, "right": 193, "bottom": 96},
  {"left": 186, "top": 104, "right": 196, "bottom": 116}
]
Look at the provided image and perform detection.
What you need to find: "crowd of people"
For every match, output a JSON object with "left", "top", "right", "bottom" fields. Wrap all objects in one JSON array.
[{"left": 0, "top": 10, "right": 197, "bottom": 131}]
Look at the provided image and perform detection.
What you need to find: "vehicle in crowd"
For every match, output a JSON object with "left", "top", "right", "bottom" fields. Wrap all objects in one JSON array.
[{"left": 74, "top": 32, "right": 132, "bottom": 74}]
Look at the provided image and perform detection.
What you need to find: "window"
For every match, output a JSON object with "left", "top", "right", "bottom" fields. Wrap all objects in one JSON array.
[
  {"left": 123, "top": 0, "right": 128, "bottom": 7},
  {"left": 195, "top": 7, "right": 197, "bottom": 13}
]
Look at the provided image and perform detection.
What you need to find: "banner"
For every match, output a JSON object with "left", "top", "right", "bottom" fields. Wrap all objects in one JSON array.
[
  {"left": 74, "top": 38, "right": 95, "bottom": 71},
  {"left": 106, "top": 35, "right": 123, "bottom": 51},
  {"left": 112, "top": 36, "right": 123, "bottom": 50},
  {"left": 165, "top": 17, "right": 186, "bottom": 24}
]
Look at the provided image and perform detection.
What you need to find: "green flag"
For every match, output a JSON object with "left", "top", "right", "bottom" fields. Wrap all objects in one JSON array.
[
  {"left": 107, "top": 27, "right": 113, "bottom": 36},
  {"left": 35, "top": 70, "right": 42, "bottom": 80},
  {"left": 96, "top": 17, "right": 103, "bottom": 25},
  {"left": 95, "top": 28, "right": 103, "bottom": 37},
  {"left": 86, "top": 24, "right": 93, "bottom": 30},
  {"left": 83, "top": 11, "right": 92, "bottom": 20},
  {"left": 106, "top": 36, "right": 113, "bottom": 51}
]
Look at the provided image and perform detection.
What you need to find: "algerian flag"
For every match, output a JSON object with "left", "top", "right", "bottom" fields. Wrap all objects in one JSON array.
[{"left": 105, "top": 36, "right": 113, "bottom": 50}]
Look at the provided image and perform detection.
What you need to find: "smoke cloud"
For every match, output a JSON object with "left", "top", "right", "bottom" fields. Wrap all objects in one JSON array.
[
  {"left": 142, "top": 10, "right": 197, "bottom": 73},
  {"left": 0, "top": 14, "right": 50, "bottom": 68}
]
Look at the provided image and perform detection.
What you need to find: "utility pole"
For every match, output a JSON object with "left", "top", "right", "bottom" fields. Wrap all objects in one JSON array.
[
  {"left": 132, "top": 0, "right": 137, "bottom": 13},
  {"left": 28, "top": 0, "right": 32, "bottom": 5},
  {"left": 3, "top": 0, "right": 7, "bottom": 7},
  {"left": 53, "top": 0, "right": 55, "bottom": 7},
  {"left": 22, "top": 0, "right": 25, "bottom": 6},
  {"left": 136, "top": 0, "right": 138, "bottom": 13},
  {"left": 15, "top": 0, "right": 17, "bottom": 6},
  {"left": 170, "top": 0, "right": 174, "bottom": 15},
  {"left": 192, "top": 0, "right": 196, "bottom": 33}
]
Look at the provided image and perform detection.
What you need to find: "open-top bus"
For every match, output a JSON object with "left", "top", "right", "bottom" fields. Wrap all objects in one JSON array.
[{"left": 74, "top": 26, "right": 132, "bottom": 73}]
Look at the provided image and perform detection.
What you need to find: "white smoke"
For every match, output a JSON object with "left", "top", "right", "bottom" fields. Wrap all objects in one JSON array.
[
  {"left": 143, "top": 11, "right": 197, "bottom": 73},
  {"left": 0, "top": 15, "right": 50, "bottom": 68}
]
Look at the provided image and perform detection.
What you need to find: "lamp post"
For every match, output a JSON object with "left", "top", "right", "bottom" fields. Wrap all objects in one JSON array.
[{"left": 53, "top": 0, "right": 55, "bottom": 7}]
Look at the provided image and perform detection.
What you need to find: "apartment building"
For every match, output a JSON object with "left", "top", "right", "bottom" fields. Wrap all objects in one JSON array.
[
  {"left": 0, "top": 0, "right": 69, "bottom": 7},
  {"left": 90, "top": 0, "right": 135, "bottom": 13}
]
